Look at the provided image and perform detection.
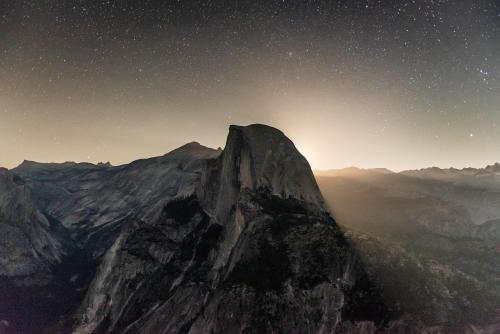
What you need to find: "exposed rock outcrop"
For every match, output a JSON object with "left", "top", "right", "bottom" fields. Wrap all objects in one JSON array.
[{"left": 72, "top": 124, "right": 389, "bottom": 334}]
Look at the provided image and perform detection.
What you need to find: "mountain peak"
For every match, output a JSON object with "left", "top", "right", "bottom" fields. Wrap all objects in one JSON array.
[
  {"left": 228, "top": 124, "right": 288, "bottom": 149},
  {"left": 162, "top": 141, "right": 220, "bottom": 161},
  {"left": 201, "top": 123, "right": 326, "bottom": 220},
  {"left": 15, "top": 159, "right": 98, "bottom": 169},
  {"left": 179, "top": 141, "right": 202, "bottom": 148},
  {"left": 16, "top": 159, "right": 38, "bottom": 169},
  {"left": 228, "top": 124, "right": 325, "bottom": 206},
  {"left": 229, "top": 123, "right": 285, "bottom": 135},
  {"left": 485, "top": 162, "right": 500, "bottom": 172},
  {"left": 97, "top": 161, "right": 112, "bottom": 167}
]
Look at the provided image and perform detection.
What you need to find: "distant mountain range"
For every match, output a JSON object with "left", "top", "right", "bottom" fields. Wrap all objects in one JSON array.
[
  {"left": 318, "top": 163, "right": 500, "bottom": 192},
  {"left": 316, "top": 166, "right": 500, "bottom": 330},
  {"left": 0, "top": 125, "right": 498, "bottom": 333},
  {"left": 318, "top": 165, "right": 500, "bottom": 227}
]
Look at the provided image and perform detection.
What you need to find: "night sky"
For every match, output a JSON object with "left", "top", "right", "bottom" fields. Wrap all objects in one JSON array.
[{"left": 1, "top": 0, "right": 500, "bottom": 171}]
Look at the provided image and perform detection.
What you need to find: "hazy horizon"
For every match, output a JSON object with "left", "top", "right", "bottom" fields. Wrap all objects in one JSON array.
[
  {"left": 3, "top": 123, "right": 500, "bottom": 173},
  {"left": 2, "top": 1, "right": 500, "bottom": 172}
]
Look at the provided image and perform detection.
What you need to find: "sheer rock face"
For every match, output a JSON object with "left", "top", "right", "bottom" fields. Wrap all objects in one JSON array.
[
  {"left": 75, "top": 194, "right": 376, "bottom": 334},
  {"left": 0, "top": 168, "right": 64, "bottom": 276},
  {"left": 199, "top": 124, "right": 326, "bottom": 220},
  {"left": 72, "top": 124, "right": 387, "bottom": 334},
  {"left": 196, "top": 124, "right": 329, "bottom": 277}
]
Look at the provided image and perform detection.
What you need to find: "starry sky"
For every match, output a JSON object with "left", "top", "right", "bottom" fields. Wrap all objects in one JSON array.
[{"left": 1, "top": 0, "right": 500, "bottom": 171}]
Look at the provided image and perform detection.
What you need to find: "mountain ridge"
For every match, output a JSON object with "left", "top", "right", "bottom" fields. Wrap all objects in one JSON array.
[
  {"left": 1, "top": 124, "right": 392, "bottom": 334},
  {"left": 2, "top": 124, "right": 498, "bottom": 333}
]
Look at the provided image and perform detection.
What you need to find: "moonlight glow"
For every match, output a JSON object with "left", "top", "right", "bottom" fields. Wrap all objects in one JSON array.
[{"left": 1, "top": 1, "right": 500, "bottom": 171}]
